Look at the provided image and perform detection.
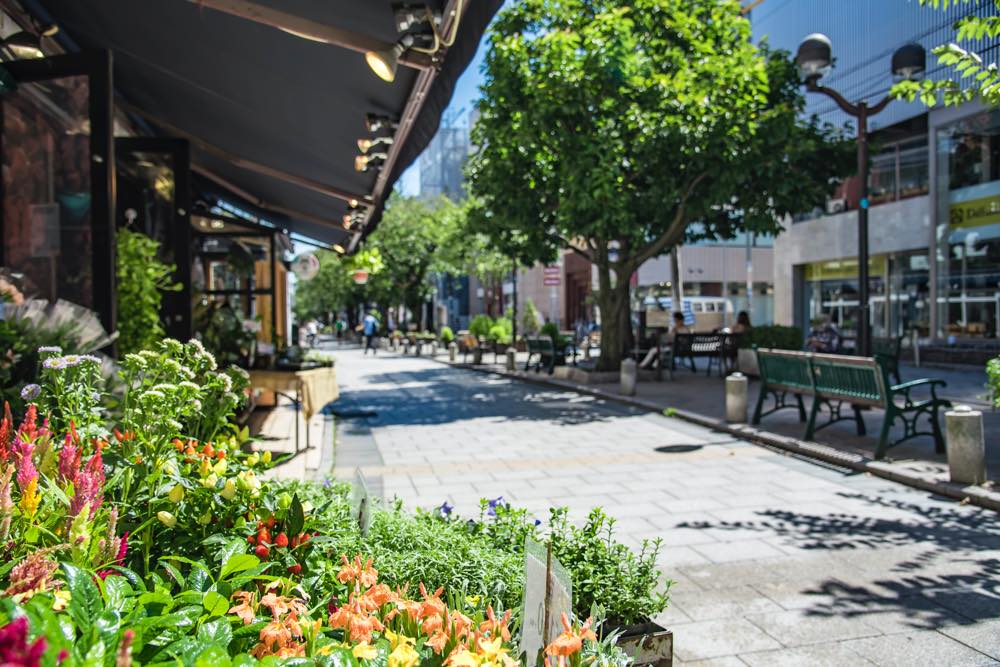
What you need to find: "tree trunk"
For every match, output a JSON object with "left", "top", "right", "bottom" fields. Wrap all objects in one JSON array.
[{"left": 594, "top": 262, "right": 631, "bottom": 372}]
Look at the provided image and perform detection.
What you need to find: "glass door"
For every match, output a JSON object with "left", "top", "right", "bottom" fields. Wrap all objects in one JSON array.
[
  {"left": 115, "top": 137, "right": 192, "bottom": 340},
  {"left": 0, "top": 51, "right": 115, "bottom": 332}
]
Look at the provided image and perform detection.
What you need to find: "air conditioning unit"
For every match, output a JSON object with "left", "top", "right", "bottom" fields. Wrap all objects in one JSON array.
[{"left": 826, "top": 198, "right": 847, "bottom": 215}]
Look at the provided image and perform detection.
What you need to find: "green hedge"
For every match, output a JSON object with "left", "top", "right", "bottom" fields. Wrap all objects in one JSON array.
[{"left": 739, "top": 325, "right": 803, "bottom": 350}]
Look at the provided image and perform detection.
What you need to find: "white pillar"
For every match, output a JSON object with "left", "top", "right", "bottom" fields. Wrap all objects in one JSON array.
[
  {"left": 621, "top": 359, "right": 637, "bottom": 396},
  {"left": 946, "top": 405, "right": 986, "bottom": 485},
  {"left": 726, "top": 372, "right": 748, "bottom": 423},
  {"left": 448, "top": 342, "right": 457, "bottom": 362},
  {"left": 505, "top": 347, "right": 516, "bottom": 371}
]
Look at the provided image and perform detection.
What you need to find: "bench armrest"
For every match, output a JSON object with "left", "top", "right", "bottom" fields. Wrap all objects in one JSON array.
[{"left": 890, "top": 378, "right": 947, "bottom": 405}]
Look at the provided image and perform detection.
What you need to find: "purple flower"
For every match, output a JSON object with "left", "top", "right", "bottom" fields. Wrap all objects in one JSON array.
[
  {"left": 37, "top": 346, "right": 61, "bottom": 355},
  {"left": 439, "top": 501, "right": 454, "bottom": 517},
  {"left": 19, "top": 385, "right": 40, "bottom": 402},
  {"left": 0, "top": 615, "right": 47, "bottom": 666},
  {"left": 41, "top": 357, "right": 66, "bottom": 370},
  {"left": 487, "top": 496, "right": 505, "bottom": 517},
  {"left": 534, "top": 519, "right": 542, "bottom": 526}
]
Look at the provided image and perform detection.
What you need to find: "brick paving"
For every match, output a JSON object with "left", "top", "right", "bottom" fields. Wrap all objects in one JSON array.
[{"left": 330, "top": 346, "right": 1000, "bottom": 666}]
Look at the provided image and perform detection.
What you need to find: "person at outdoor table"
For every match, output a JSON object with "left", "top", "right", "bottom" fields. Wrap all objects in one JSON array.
[
  {"left": 640, "top": 311, "right": 690, "bottom": 368},
  {"left": 805, "top": 314, "right": 841, "bottom": 353},
  {"left": 732, "top": 310, "right": 752, "bottom": 335}
]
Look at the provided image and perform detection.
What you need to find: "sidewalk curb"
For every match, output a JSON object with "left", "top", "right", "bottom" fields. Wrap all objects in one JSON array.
[{"left": 415, "top": 352, "right": 1000, "bottom": 512}]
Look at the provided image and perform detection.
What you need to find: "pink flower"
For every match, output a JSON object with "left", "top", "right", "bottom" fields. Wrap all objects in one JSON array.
[
  {"left": 57, "top": 432, "right": 80, "bottom": 486},
  {"left": 0, "top": 401, "right": 12, "bottom": 463},
  {"left": 0, "top": 617, "right": 46, "bottom": 667},
  {"left": 17, "top": 405, "right": 37, "bottom": 442},
  {"left": 68, "top": 450, "right": 104, "bottom": 519},
  {"left": 12, "top": 436, "right": 36, "bottom": 492}
]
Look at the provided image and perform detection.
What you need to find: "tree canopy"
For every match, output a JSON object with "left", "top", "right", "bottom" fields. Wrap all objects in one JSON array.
[{"left": 467, "top": 0, "right": 852, "bottom": 369}]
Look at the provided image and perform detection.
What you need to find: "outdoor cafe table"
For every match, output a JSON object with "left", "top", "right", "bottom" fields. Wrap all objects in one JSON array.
[{"left": 247, "top": 366, "right": 338, "bottom": 453}]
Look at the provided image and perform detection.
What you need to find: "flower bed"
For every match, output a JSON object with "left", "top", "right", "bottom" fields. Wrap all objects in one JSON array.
[{"left": 0, "top": 339, "right": 670, "bottom": 666}]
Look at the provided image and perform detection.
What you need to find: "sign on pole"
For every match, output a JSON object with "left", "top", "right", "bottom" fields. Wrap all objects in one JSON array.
[{"left": 520, "top": 538, "right": 572, "bottom": 664}]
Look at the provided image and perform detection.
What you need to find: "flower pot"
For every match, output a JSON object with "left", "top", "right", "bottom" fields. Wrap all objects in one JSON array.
[
  {"left": 737, "top": 348, "right": 758, "bottom": 377},
  {"left": 614, "top": 621, "right": 673, "bottom": 667},
  {"left": 472, "top": 348, "right": 483, "bottom": 365}
]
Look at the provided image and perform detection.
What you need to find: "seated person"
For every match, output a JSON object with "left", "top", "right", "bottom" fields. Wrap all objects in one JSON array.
[
  {"left": 805, "top": 315, "right": 841, "bottom": 353},
  {"left": 640, "top": 312, "right": 690, "bottom": 368},
  {"left": 732, "top": 310, "right": 752, "bottom": 335}
]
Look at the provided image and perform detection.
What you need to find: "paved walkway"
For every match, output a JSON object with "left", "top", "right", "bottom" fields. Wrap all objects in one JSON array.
[{"left": 330, "top": 346, "right": 1000, "bottom": 666}]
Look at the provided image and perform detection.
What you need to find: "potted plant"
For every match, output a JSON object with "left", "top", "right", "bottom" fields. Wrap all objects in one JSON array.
[
  {"left": 737, "top": 325, "right": 804, "bottom": 375},
  {"left": 540, "top": 322, "right": 570, "bottom": 366},
  {"left": 440, "top": 325, "right": 455, "bottom": 350},
  {"left": 469, "top": 314, "right": 494, "bottom": 364}
]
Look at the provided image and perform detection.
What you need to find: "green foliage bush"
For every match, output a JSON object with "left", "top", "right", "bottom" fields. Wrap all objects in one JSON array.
[
  {"left": 116, "top": 227, "right": 180, "bottom": 355},
  {"left": 739, "top": 325, "right": 803, "bottom": 351},
  {"left": 439, "top": 326, "right": 455, "bottom": 343},
  {"left": 469, "top": 314, "right": 494, "bottom": 338},
  {"left": 488, "top": 317, "right": 513, "bottom": 345},
  {"left": 987, "top": 355, "right": 1000, "bottom": 407},
  {"left": 521, "top": 299, "right": 542, "bottom": 335}
]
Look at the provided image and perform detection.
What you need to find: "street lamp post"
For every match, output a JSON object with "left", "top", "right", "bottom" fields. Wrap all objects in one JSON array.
[{"left": 795, "top": 34, "right": 925, "bottom": 357}]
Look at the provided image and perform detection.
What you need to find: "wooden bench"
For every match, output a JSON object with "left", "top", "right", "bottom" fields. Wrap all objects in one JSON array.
[
  {"left": 752, "top": 348, "right": 950, "bottom": 459},
  {"left": 525, "top": 336, "right": 556, "bottom": 374}
]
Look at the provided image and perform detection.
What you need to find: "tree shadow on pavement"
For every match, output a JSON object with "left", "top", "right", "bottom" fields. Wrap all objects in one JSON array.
[
  {"left": 677, "top": 493, "right": 1000, "bottom": 629},
  {"left": 339, "top": 367, "right": 640, "bottom": 427}
]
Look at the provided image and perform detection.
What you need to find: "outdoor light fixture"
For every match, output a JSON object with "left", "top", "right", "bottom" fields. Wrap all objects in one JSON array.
[
  {"left": 393, "top": 4, "right": 433, "bottom": 33},
  {"left": 357, "top": 136, "right": 394, "bottom": 153},
  {"left": 332, "top": 244, "right": 345, "bottom": 254},
  {"left": 365, "top": 113, "right": 398, "bottom": 134},
  {"left": 354, "top": 152, "right": 388, "bottom": 173},
  {"left": 795, "top": 32, "right": 926, "bottom": 357},
  {"left": 2, "top": 25, "right": 57, "bottom": 59},
  {"left": 365, "top": 33, "right": 414, "bottom": 83}
]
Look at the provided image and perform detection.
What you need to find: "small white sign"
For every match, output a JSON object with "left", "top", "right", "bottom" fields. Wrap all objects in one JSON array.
[
  {"left": 520, "top": 539, "right": 572, "bottom": 664},
  {"left": 349, "top": 468, "right": 373, "bottom": 535}
]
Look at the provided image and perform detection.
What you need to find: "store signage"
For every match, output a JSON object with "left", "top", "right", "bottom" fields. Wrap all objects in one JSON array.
[
  {"left": 520, "top": 538, "right": 572, "bottom": 664},
  {"left": 291, "top": 253, "right": 320, "bottom": 281},
  {"left": 803, "top": 256, "right": 887, "bottom": 282},
  {"left": 950, "top": 193, "right": 1000, "bottom": 230},
  {"left": 646, "top": 309, "right": 671, "bottom": 329},
  {"left": 543, "top": 277, "right": 561, "bottom": 287}
]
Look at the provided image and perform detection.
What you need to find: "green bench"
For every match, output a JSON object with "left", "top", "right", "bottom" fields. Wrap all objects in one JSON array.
[
  {"left": 525, "top": 337, "right": 556, "bottom": 374},
  {"left": 752, "top": 348, "right": 950, "bottom": 459},
  {"left": 872, "top": 335, "right": 903, "bottom": 385}
]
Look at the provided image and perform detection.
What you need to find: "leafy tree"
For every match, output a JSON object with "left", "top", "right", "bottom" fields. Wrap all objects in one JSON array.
[
  {"left": 467, "top": 0, "right": 852, "bottom": 370},
  {"left": 892, "top": 0, "right": 1000, "bottom": 107}
]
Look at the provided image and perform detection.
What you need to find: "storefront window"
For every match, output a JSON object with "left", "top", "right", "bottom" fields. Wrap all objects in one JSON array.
[
  {"left": 2, "top": 76, "right": 93, "bottom": 307},
  {"left": 937, "top": 109, "right": 1000, "bottom": 338}
]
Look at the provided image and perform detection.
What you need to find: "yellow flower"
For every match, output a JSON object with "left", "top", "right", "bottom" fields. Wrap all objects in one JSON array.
[
  {"left": 163, "top": 463, "right": 177, "bottom": 476},
  {"left": 199, "top": 458, "right": 212, "bottom": 478},
  {"left": 245, "top": 453, "right": 260, "bottom": 467},
  {"left": 388, "top": 642, "right": 419, "bottom": 667},
  {"left": 198, "top": 510, "right": 212, "bottom": 525},
  {"left": 201, "top": 473, "right": 219, "bottom": 489},
  {"left": 157, "top": 511, "right": 177, "bottom": 528},
  {"left": 168, "top": 484, "right": 185, "bottom": 503},
  {"left": 213, "top": 459, "right": 228, "bottom": 475},
  {"left": 261, "top": 451, "right": 272, "bottom": 464},
  {"left": 352, "top": 642, "right": 378, "bottom": 660},
  {"left": 220, "top": 479, "right": 237, "bottom": 500},
  {"left": 383, "top": 630, "right": 415, "bottom": 651},
  {"left": 52, "top": 589, "right": 71, "bottom": 611},
  {"left": 445, "top": 649, "right": 482, "bottom": 667},
  {"left": 466, "top": 595, "right": 481, "bottom": 607},
  {"left": 18, "top": 478, "right": 41, "bottom": 518}
]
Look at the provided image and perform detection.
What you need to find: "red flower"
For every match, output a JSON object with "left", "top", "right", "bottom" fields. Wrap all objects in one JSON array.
[{"left": 0, "top": 617, "right": 47, "bottom": 667}]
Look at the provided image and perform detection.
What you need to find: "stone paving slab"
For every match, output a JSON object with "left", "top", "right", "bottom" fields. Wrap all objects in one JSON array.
[{"left": 328, "top": 346, "right": 1000, "bottom": 666}]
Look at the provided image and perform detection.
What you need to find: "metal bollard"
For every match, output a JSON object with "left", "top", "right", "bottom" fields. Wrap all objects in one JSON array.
[
  {"left": 726, "top": 372, "right": 748, "bottom": 423},
  {"left": 620, "top": 359, "right": 637, "bottom": 396},
  {"left": 505, "top": 347, "right": 516, "bottom": 371},
  {"left": 448, "top": 342, "right": 457, "bottom": 362},
  {"left": 946, "top": 405, "right": 987, "bottom": 485}
]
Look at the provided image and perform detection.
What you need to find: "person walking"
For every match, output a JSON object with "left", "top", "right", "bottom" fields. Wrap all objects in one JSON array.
[{"left": 362, "top": 311, "right": 379, "bottom": 355}]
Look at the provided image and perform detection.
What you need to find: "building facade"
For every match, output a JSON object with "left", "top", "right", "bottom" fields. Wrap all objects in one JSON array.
[{"left": 752, "top": 0, "right": 1000, "bottom": 342}]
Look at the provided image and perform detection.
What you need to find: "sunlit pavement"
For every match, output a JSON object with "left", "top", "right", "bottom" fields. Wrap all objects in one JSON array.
[{"left": 329, "top": 345, "right": 1000, "bottom": 666}]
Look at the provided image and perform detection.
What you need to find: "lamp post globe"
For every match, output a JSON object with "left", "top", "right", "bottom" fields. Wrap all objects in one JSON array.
[
  {"left": 796, "top": 33, "right": 832, "bottom": 81},
  {"left": 891, "top": 43, "right": 926, "bottom": 80}
]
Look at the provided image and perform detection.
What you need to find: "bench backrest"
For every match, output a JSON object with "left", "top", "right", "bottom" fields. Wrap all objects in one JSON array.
[
  {"left": 756, "top": 348, "right": 891, "bottom": 408},
  {"left": 872, "top": 335, "right": 903, "bottom": 359},
  {"left": 538, "top": 336, "right": 555, "bottom": 353},
  {"left": 755, "top": 348, "right": 814, "bottom": 393}
]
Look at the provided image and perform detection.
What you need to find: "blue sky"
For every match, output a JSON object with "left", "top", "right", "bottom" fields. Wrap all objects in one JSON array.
[{"left": 398, "top": 7, "right": 496, "bottom": 196}]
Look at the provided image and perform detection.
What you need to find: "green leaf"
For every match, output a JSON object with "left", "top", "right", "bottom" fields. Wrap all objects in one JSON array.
[
  {"left": 197, "top": 618, "right": 234, "bottom": 647},
  {"left": 196, "top": 644, "right": 232, "bottom": 667},
  {"left": 62, "top": 563, "right": 103, "bottom": 632},
  {"left": 202, "top": 591, "right": 230, "bottom": 617},
  {"left": 288, "top": 494, "right": 305, "bottom": 538},
  {"left": 220, "top": 553, "right": 260, "bottom": 580}
]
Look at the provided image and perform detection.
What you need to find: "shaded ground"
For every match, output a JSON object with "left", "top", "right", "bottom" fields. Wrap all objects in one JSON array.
[{"left": 328, "top": 345, "right": 1000, "bottom": 666}]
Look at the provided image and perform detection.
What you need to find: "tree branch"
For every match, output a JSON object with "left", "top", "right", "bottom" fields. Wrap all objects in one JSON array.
[{"left": 624, "top": 172, "right": 709, "bottom": 272}]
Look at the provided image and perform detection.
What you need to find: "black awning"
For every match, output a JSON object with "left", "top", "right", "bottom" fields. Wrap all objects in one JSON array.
[{"left": 25, "top": 0, "right": 501, "bottom": 247}]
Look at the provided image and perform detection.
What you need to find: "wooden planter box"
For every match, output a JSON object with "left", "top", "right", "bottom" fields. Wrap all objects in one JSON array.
[{"left": 615, "top": 621, "right": 673, "bottom": 667}]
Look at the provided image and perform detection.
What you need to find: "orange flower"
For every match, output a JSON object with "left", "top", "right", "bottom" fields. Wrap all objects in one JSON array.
[
  {"left": 229, "top": 591, "right": 257, "bottom": 625},
  {"left": 426, "top": 629, "right": 449, "bottom": 654},
  {"left": 417, "top": 583, "right": 446, "bottom": 619},
  {"left": 544, "top": 614, "right": 596, "bottom": 658},
  {"left": 365, "top": 583, "right": 397, "bottom": 607},
  {"left": 450, "top": 610, "right": 473, "bottom": 639},
  {"left": 328, "top": 597, "right": 385, "bottom": 643},
  {"left": 259, "top": 592, "right": 305, "bottom": 618},
  {"left": 422, "top": 612, "right": 444, "bottom": 636},
  {"left": 337, "top": 554, "right": 378, "bottom": 588},
  {"left": 478, "top": 606, "right": 512, "bottom": 643}
]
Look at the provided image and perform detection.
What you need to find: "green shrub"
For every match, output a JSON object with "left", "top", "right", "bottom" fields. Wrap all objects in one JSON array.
[
  {"left": 521, "top": 299, "right": 542, "bottom": 335},
  {"left": 987, "top": 355, "right": 1000, "bottom": 407},
  {"left": 540, "top": 321, "right": 570, "bottom": 349},
  {"left": 116, "top": 227, "right": 181, "bottom": 355},
  {"left": 739, "top": 324, "right": 803, "bottom": 350},
  {"left": 440, "top": 325, "right": 455, "bottom": 343},
  {"left": 488, "top": 317, "right": 513, "bottom": 344},
  {"left": 469, "top": 314, "right": 494, "bottom": 338}
]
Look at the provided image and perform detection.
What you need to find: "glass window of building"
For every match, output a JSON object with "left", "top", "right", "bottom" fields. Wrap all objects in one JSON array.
[{"left": 937, "top": 109, "right": 1000, "bottom": 338}]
